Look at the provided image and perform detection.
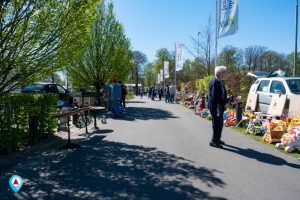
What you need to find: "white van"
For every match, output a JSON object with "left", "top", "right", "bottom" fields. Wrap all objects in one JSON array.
[{"left": 248, "top": 77, "right": 300, "bottom": 113}]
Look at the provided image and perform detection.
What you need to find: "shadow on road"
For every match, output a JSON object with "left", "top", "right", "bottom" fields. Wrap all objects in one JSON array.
[
  {"left": 223, "top": 144, "right": 300, "bottom": 169},
  {"left": 112, "top": 107, "right": 178, "bottom": 121},
  {"left": 1, "top": 135, "right": 226, "bottom": 200}
]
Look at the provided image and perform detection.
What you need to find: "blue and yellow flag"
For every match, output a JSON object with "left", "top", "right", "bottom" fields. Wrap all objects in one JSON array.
[{"left": 218, "top": 0, "right": 239, "bottom": 38}]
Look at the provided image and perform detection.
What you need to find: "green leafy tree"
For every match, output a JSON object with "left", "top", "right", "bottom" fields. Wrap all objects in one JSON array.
[
  {"left": 198, "top": 75, "right": 214, "bottom": 95},
  {"left": 218, "top": 45, "right": 243, "bottom": 73},
  {"left": 144, "top": 63, "right": 156, "bottom": 87},
  {"left": 68, "top": 1, "right": 132, "bottom": 94},
  {"left": 132, "top": 51, "right": 147, "bottom": 94},
  {"left": 153, "top": 48, "right": 176, "bottom": 85},
  {"left": 0, "top": 0, "right": 99, "bottom": 94},
  {"left": 153, "top": 48, "right": 171, "bottom": 73}
]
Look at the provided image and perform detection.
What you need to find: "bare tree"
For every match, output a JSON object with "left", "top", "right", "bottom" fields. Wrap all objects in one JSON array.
[
  {"left": 190, "top": 16, "right": 214, "bottom": 76},
  {"left": 244, "top": 46, "right": 267, "bottom": 71}
]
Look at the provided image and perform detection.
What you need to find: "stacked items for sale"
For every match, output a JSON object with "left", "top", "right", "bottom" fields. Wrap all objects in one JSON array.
[
  {"left": 200, "top": 109, "right": 210, "bottom": 118},
  {"left": 246, "top": 118, "right": 266, "bottom": 135},
  {"left": 262, "top": 120, "right": 287, "bottom": 144},
  {"left": 194, "top": 99, "right": 202, "bottom": 115},
  {"left": 224, "top": 111, "right": 235, "bottom": 127},
  {"left": 243, "top": 111, "right": 256, "bottom": 119},
  {"left": 276, "top": 125, "right": 300, "bottom": 152},
  {"left": 182, "top": 94, "right": 195, "bottom": 108}
]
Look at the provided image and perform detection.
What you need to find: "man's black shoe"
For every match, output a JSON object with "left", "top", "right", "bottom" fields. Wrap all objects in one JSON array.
[
  {"left": 209, "top": 142, "right": 223, "bottom": 149},
  {"left": 219, "top": 140, "right": 225, "bottom": 145}
]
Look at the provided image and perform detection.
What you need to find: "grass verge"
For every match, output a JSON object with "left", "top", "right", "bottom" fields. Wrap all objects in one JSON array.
[
  {"left": 182, "top": 104, "right": 300, "bottom": 160},
  {"left": 231, "top": 126, "right": 300, "bottom": 160}
]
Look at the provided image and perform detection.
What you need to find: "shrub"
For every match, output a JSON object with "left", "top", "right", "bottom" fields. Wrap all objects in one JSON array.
[
  {"left": 126, "top": 91, "right": 135, "bottom": 100},
  {"left": 198, "top": 75, "right": 214, "bottom": 95},
  {"left": 0, "top": 94, "right": 58, "bottom": 154}
]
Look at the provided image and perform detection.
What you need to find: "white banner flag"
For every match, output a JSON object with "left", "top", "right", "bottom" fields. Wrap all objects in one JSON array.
[
  {"left": 160, "top": 69, "right": 164, "bottom": 82},
  {"left": 164, "top": 61, "right": 169, "bottom": 78},
  {"left": 157, "top": 74, "right": 161, "bottom": 84},
  {"left": 218, "top": 0, "right": 238, "bottom": 38},
  {"left": 175, "top": 43, "right": 184, "bottom": 71}
]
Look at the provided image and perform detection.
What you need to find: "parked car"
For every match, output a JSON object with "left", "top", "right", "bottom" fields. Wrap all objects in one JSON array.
[
  {"left": 248, "top": 77, "right": 300, "bottom": 113},
  {"left": 22, "top": 82, "right": 73, "bottom": 107}
]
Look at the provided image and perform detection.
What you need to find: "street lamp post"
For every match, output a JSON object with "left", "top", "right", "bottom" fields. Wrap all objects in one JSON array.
[
  {"left": 197, "top": 32, "right": 201, "bottom": 58},
  {"left": 197, "top": 32, "right": 201, "bottom": 79}
]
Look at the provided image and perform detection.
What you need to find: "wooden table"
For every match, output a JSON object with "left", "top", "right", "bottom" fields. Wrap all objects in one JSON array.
[{"left": 57, "top": 106, "right": 103, "bottom": 150}]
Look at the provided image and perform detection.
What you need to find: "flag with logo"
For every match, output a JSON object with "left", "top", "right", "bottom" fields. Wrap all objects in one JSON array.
[
  {"left": 157, "top": 74, "right": 161, "bottom": 84},
  {"left": 160, "top": 69, "right": 164, "bottom": 82},
  {"left": 164, "top": 61, "right": 169, "bottom": 78},
  {"left": 175, "top": 43, "right": 184, "bottom": 71},
  {"left": 218, "top": 0, "right": 238, "bottom": 38}
]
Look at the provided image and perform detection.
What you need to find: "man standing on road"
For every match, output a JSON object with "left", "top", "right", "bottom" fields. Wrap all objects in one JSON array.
[{"left": 208, "top": 66, "right": 229, "bottom": 149}]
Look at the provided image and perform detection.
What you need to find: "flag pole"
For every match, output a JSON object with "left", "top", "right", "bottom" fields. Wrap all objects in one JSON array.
[
  {"left": 215, "top": 0, "right": 218, "bottom": 68},
  {"left": 163, "top": 62, "right": 165, "bottom": 88},
  {"left": 294, "top": 0, "right": 299, "bottom": 77},
  {"left": 174, "top": 43, "right": 177, "bottom": 90}
]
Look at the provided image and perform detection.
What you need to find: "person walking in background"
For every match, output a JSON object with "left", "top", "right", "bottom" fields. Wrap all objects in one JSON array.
[
  {"left": 208, "top": 66, "right": 229, "bottom": 149},
  {"left": 140, "top": 87, "right": 144, "bottom": 98},
  {"left": 169, "top": 84, "right": 176, "bottom": 103},
  {"left": 112, "top": 79, "right": 121, "bottom": 116},
  {"left": 102, "top": 82, "right": 112, "bottom": 112},
  {"left": 119, "top": 81, "right": 127, "bottom": 111},
  {"left": 165, "top": 85, "right": 170, "bottom": 103},
  {"left": 158, "top": 87, "right": 163, "bottom": 101},
  {"left": 151, "top": 86, "right": 156, "bottom": 101},
  {"left": 148, "top": 87, "right": 151, "bottom": 99}
]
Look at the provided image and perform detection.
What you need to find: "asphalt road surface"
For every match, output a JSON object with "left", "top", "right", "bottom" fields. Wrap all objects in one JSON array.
[{"left": 0, "top": 97, "right": 299, "bottom": 200}]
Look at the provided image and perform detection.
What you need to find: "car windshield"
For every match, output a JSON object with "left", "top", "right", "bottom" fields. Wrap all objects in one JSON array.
[
  {"left": 22, "top": 84, "right": 44, "bottom": 93},
  {"left": 286, "top": 79, "right": 300, "bottom": 94}
]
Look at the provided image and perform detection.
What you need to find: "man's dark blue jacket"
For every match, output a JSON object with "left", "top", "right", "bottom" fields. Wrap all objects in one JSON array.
[{"left": 208, "top": 77, "right": 228, "bottom": 116}]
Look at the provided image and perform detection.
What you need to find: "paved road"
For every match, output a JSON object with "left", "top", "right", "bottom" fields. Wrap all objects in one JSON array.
[{"left": 0, "top": 97, "right": 300, "bottom": 200}]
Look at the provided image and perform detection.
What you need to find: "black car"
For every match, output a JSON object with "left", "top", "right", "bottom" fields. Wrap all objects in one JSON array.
[{"left": 22, "top": 82, "right": 73, "bottom": 107}]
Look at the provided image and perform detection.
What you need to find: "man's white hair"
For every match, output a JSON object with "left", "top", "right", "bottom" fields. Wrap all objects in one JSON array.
[{"left": 215, "top": 66, "right": 227, "bottom": 76}]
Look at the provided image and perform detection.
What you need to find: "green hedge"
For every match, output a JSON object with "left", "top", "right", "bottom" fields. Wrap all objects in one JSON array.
[{"left": 0, "top": 93, "right": 58, "bottom": 154}]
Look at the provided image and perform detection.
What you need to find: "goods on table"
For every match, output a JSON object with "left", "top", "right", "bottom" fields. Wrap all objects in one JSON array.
[
  {"left": 290, "top": 119, "right": 300, "bottom": 126},
  {"left": 262, "top": 120, "right": 286, "bottom": 144},
  {"left": 224, "top": 111, "right": 235, "bottom": 127},
  {"left": 244, "top": 111, "right": 256, "bottom": 119},
  {"left": 200, "top": 109, "right": 210, "bottom": 118},
  {"left": 194, "top": 99, "right": 203, "bottom": 115},
  {"left": 246, "top": 120, "right": 265, "bottom": 135},
  {"left": 276, "top": 125, "right": 300, "bottom": 152},
  {"left": 242, "top": 112, "right": 266, "bottom": 135}
]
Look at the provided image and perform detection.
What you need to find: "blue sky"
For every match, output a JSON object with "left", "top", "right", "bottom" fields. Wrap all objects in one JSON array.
[{"left": 112, "top": 0, "right": 297, "bottom": 62}]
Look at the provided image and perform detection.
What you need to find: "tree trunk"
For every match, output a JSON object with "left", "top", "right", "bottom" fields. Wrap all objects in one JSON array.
[{"left": 95, "top": 83, "right": 101, "bottom": 106}]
